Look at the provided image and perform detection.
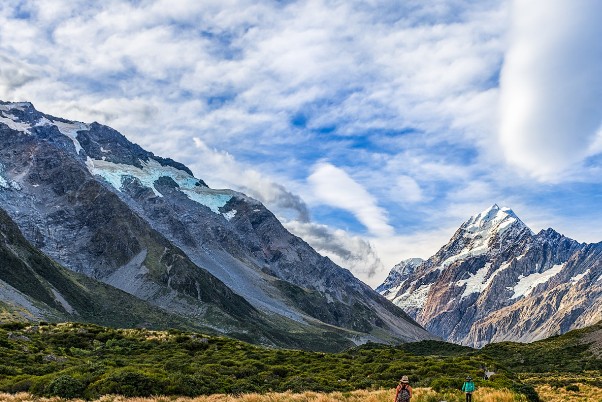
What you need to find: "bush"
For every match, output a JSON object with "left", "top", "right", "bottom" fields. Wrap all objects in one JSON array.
[
  {"left": 93, "top": 371, "right": 158, "bottom": 396},
  {"left": 430, "top": 376, "right": 463, "bottom": 392},
  {"left": 46, "top": 375, "right": 85, "bottom": 399},
  {"left": 10, "top": 379, "right": 33, "bottom": 393},
  {"left": 0, "top": 322, "right": 27, "bottom": 331},
  {"left": 566, "top": 384, "right": 580, "bottom": 392},
  {"left": 511, "top": 383, "right": 540, "bottom": 402},
  {"left": 0, "top": 365, "right": 18, "bottom": 375}
]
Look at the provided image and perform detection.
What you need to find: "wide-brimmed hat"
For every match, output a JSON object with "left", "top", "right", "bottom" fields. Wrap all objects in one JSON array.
[
  {"left": 400, "top": 376, "right": 409, "bottom": 383},
  {"left": 466, "top": 376, "right": 472, "bottom": 380}
]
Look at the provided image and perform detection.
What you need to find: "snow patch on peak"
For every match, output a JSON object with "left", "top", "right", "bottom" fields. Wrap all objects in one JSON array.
[
  {"left": 570, "top": 270, "right": 590, "bottom": 283},
  {"left": 183, "top": 191, "right": 232, "bottom": 214},
  {"left": 222, "top": 210, "right": 237, "bottom": 221},
  {"left": 436, "top": 205, "right": 530, "bottom": 270},
  {"left": 52, "top": 121, "right": 88, "bottom": 154},
  {"left": 0, "top": 102, "right": 31, "bottom": 111},
  {"left": 0, "top": 164, "right": 22, "bottom": 191},
  {"left": 455, "top": 264, "right": 490, "bottom": 300},
  {"left": 0, "top": 113, "right": 32, "bottom": 134},
  {"left": 0, "top": 110, "right": 89, "bottom": 155},
  {"left": 393, "top": 283, "right": 432, "bottom": 309}
]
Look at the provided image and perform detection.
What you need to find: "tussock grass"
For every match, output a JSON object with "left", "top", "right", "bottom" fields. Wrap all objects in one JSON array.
[
  {"left": 0, "top": 388, "right": 527, "bottom": 402},
  {"left": 535, "top": 384, "right": 602, "bottom": 402}
]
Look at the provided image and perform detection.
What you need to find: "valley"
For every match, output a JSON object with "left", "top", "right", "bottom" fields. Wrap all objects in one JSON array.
[{"left": 0, "top": 101, "right": 602, "bottom": 401}]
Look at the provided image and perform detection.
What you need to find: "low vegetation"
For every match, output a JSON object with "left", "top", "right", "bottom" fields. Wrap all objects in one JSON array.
[
  {"left": 0, "top": 322, "right": 538, "bottom": 401},
  {"left": 0, "top": 388, "right": 529, "bottom": 402},
  {"left": 479, "top": 323, "right": 602, "bottom": 373},
  {"left": 369, "top": 322, "right": 602, "bottom": 374}
]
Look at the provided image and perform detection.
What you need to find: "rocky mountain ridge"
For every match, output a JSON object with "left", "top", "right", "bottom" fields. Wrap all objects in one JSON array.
[
  {"left": 0, "top": 100, "right": 436, "bottom": 350},
  {"left": 378, "top": 204, "right": 601, "bottom": 347}
]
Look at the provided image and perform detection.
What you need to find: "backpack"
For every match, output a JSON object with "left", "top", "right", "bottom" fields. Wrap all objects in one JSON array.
[{"left": 396, "top": 385, "right": 411, "bottom": 402}]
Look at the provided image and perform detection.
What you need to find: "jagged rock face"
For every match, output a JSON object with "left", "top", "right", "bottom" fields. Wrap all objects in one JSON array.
[
  {"left": 378, "top": 204, "right": 601, "bottom": 347},
  {"left": 0, "top": 101, "right": 436, "bottom": 349}
]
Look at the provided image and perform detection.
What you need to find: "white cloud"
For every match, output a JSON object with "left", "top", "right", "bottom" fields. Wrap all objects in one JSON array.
[
  {"left": 0, "top": 53, "right": 41, "bottom": 95},
  {"left": 308, "top": 162, "right": 395, "bottom": 237},
  {"left": 499, "top": 0, "right": 602, "bottom": 179},
  {"left": 393, "top": 175, "right": 423, "bottom": 204},
  {"left": 283, "top": 220, "right": 383, "bottom": 280}
]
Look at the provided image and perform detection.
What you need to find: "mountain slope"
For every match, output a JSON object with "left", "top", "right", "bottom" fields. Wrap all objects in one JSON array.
[
  {"left": 378, "top": 204, "right": 601, "bottom": 347},
  {"left": 0, "top": 100, "right": 435, "bottom": 349},
  {"left": 0, "top": 204, "right": 222, "bottom": 332}
]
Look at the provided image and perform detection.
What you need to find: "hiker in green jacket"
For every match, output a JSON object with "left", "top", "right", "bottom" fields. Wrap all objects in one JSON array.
[{"left": 462, "top": 376, "right": 475, "bottom": 402}]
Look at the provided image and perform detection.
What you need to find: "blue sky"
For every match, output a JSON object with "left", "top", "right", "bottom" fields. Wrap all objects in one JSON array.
[{"left": 2, "top": 0, "right": 602, "bottom": 287}]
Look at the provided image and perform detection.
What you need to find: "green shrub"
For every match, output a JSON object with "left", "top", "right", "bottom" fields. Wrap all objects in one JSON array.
[
  {"left": 430, "top": 376, "right": 463, "bottom": 392},
  {"left": 271, "top": 365, "right": 290, "bottom": 377},
  {"left": 565, "top": 384, "right": 579, "bottom": 392},
  {"left": 511, "top": 383, "right": 540, "bottom": 402},
  {"left": 0, "top": 365, "right": 18, "bottom": 375},
  {"left": 93, "top": 371, "right": 158, "bottom": 396},
  {"left": 0, "top": 322, "right": 27, "bottom": 331},
  {"left": 46, "top": 375, "right": 85, "bottom": 399},
  {"left": 10, "top": 379, "right": 34, "bottom": 393}
]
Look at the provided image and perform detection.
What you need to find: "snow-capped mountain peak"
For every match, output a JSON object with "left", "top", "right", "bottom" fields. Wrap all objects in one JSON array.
[
  {"left": 435, "top": 204, "right": 531, "bottom": 269},
  {"left": 463, "top": 204, "right": 525, "bottom": 238},
  {"left": 377, "top": 203, "right": 597, "bottom": 348},
  {"left": 394, "top": 258, "right": 425, "bottom": 273}
]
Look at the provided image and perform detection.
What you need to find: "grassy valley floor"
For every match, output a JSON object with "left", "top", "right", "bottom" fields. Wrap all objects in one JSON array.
[{"left": 0, "top": 388, "right": 530, "bottom": 402}]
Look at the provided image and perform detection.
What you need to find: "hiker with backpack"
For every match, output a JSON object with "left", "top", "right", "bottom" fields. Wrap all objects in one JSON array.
[
  {"left": 462, "top": 376, "right": 475, "bottom": 402},
  {"left": 395, "top": 375, "right": 412, "bottom": 402}
]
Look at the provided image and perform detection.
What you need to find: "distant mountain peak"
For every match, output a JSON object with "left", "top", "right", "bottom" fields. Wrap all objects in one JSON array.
[
  {"left": 377, "top": 202, "right": 597, "bottom": 348},
  {"left": 375, "top": 257, "right": 424, "bottom": 296},
  {"left": 459, "top": 204, "right": 530, "bottom": 248},
  {"left": 463, "top": 204, "right": 523, "bottom": 235}
]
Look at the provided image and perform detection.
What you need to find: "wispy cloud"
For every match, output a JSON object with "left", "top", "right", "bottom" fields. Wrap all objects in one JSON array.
[
  {"left": 0, "top": 53, "right": 40, "bottom": 94},
  {"left": 191, "top": 138, "right": 311, "bottom": 222},
  {"left": 308, "top": 162, "right": 395, "bottom": 237}
]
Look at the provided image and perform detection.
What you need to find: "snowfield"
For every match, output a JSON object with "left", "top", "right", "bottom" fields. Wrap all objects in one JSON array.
[
  {"left": 510, "top": 264, "right": 564, "bottom": 299},
  {"left": 86, "top": 157, "right": 232, "bottom": 213}
]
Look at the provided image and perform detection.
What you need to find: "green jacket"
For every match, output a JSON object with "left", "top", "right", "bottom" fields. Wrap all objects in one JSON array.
[{"left": 462, "top": 381, "right": 475, "bottom": 392}]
